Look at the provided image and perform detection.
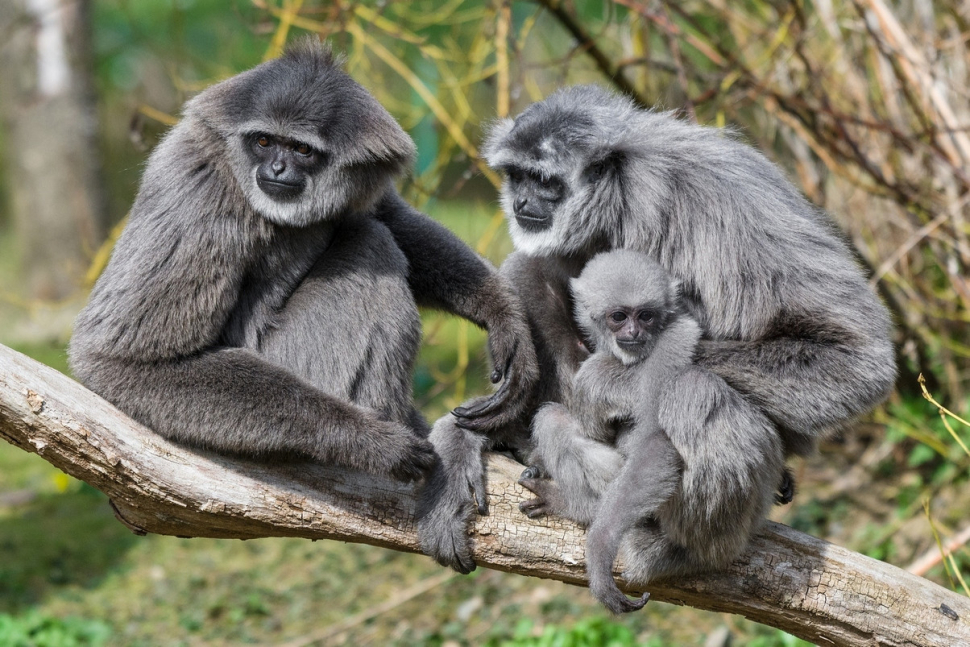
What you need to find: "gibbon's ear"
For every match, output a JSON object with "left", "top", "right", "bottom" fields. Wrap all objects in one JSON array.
[
  {"left": 669, "top": 276, "right": 682, "bottom": 299},
  {"left": 340, "top": 84, "right": 417, "bottom": 169},
  {"left": 661, "top": 276, "right": 680, "bottom": 319},
  {"left": 481, "top": 118, "right": 517, "bottom": 169},
  {"left": 582, "top": 151, "right": 623, "bottom": 184}
]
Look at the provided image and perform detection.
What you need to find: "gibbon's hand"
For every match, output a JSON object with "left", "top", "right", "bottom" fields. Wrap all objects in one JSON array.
[{"left": 452, "top": 309, "right": 538, "bottom": 432}]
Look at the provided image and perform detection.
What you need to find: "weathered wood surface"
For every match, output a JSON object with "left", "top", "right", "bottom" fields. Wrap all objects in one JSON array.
[{"left": 1, "top": 342, "right": 968, "bottom": 646}]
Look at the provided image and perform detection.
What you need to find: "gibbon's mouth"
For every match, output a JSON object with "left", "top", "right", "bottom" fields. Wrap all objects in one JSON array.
[
  {"left": 257, "top": 176, "right": 305, "bottom": 200},
  {"left": 616, "top": 339, "right": 646, "bottom": 350},
  {"left": 514, "top": 212, "right": 552, "bottom": 232}
]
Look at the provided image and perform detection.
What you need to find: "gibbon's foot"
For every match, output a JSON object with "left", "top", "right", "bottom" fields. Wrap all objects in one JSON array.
[
  {"left": 415, "top": 464, "right": 478, "bottom": 574},
  {"left": 591, "top": 584, "right": 650, "bottom": 615},
  {"left": 416, "top": 414, "right": 491, "bottom": 574},
  {"left": 517, "top": 477, "right": 565, "bottom": 519},
  {"left": 775, "top": 466, "right": 796, "bottom": 505}
]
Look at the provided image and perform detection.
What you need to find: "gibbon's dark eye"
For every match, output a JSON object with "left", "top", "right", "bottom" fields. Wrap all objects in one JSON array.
[
  {"left": 507, "top": 169, "right": 523, "bottom": 184},
  {"left": 257, "top": 136, "right": 270, "bottom": 147},
  {"left": 610, "top": 311, "right": 627, "bottom": 323},
  {"left": 638, "top": 311, "right": 654, "bottom": 323},
  {"left": 295, "top": 142, "right": 312, "bottom": 156},
  {"left": 539, "top": 176, "right": 561, "bottom": 190}
]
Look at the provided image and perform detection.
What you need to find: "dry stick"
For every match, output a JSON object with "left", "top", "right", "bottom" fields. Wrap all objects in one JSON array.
[
  {"left": 530, "top": 0, "right": 649, "bottom": 107},
  {"left": 1, "top": 342, "right": 970, "bottom": 647},
  {"left": 908, "top": 525, "right": 970, "bottom": 579},
  {"left": 861, "top": 0, "right": 970, "bottom": 167},
  {"left": 659, "top": 1, "right": 696, "bottom": 122},
  {"left": 494, "top": 0, "right": 511, "bottom": 119},
  {"left": 870, "top": 193, "right": 970, "bottom": 288},
  {"left": 274, "top": 571, "right": 459, "bottom": 647}
]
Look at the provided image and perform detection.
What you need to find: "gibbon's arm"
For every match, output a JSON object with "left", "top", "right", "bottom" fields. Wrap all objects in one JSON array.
[
  {"left": 375, "top": 192, "right": 538, "bottom": 427},
  {"left": 695, "top": 330, "right": 894, "bottom": 443},
  {"left": 71, "top": 349, "right": 434, "bottom": 482},
  {"left": 374, "top": 192, "right": 515, "bottom": 326}
]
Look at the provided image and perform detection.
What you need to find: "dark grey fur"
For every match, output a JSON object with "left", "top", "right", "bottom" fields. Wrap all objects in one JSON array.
[
  {"left": 521, "top": 250, "right": 781, "bottom": 613},
  {"left": 69, "top": 41, "right": 537, "bottom": 562},
  {"left": 475, "top": 85, "right": 895, "bottom": 598}
]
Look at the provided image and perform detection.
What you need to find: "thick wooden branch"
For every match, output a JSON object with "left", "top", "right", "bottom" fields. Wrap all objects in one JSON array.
[{"left": 1, "top": 343, "right": 968, "bottom": 646}]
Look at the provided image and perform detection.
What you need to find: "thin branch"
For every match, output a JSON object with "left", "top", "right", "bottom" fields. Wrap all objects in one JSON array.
[
  {"left": 277, "top": 571, "right": 459, "bottom": 647},
  {"left": 909, "top": 525, "right": 970, "bottom": 578},
  {"left": 530, "top": 0, "right": 649, "bottom": 106}
]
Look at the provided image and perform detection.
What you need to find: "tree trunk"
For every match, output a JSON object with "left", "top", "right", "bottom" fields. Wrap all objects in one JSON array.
[
  {"left": 0, "top": 342, "right": 968, "bottom": 647},
  {"left": 0, "top": 0, "right": 105, "bottom": 301}
]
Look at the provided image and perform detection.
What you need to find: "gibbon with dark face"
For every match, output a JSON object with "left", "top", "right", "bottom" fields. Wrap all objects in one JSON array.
[
  {"left": 473, "top": 85, "right": 895, "bottom": 595},
  {"left": 69, "top": 41, "right": 538, "bottom": 568}
]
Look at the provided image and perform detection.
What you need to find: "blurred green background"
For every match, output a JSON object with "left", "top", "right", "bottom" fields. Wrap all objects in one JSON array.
[{"left": 1, "top": 1, "right": 968, "bottom": 645}]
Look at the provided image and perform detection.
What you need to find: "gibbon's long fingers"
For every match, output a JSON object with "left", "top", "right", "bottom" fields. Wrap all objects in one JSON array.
[
  {"left": 452, "top": 379, "right": 512, "bottom": 426},
  {"left": 467, "top": 443, "right": 490, "bottom": 516},
  {"left": 586, "top": 517, "right": 649, "bottom": 614},
  {"left": 468, "top": 484, "right": 488, "bottom": 517},
  {"left": 516, "top": 476, "right": 568, "bottom": 519},
  {"left": 518, "top": 497, "right": 551, "bottom": 518},
  {"left": 388, "top": 433, "right": 437, "bottom": 483},
  {"left": 603, "top": 591, "right": 649, "bottom": 615},
  {"left": 452, "top": 344, "right": 529, "bottom": 429},
  {"left": 453, "top": 327, "right": 538, "bottom": 431},
  {"left": 776, "top": 466, "right": 796, "bottom": 505}
]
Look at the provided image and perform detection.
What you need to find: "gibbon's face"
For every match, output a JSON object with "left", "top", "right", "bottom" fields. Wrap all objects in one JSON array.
[
  {"left": 484, "top": 91, "right": 625, "bottom": 257},
  {"left": 603, "top": 302, "right": 666, "bottom": 356},
  {"left": 504, "top": 167, "right": 566, "bottom": 233},
  {"left": 594, "top": 297, "right": 675, "bottom": 365},
  {"left": 246, "top": 132, "right": 328, "bottom": 203},
  {"left": 571, "top": 249, "right": 677, "bottom": 365},
  {"left": 491, "top": 150, "right": 622, "bottom": 256},
  {"left": 234, "top": 115, "right": 341, "bottom": 227},
  {"left": 203, "top": 42, "right": 416, "bottom": 227}
]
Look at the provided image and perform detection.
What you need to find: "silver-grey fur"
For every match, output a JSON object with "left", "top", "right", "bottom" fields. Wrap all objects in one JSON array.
[
  {"left": 521, "top": 250, "right": 782, "bottom": 613},
  {"left": 69, "top": 41, "right": 538, "bottom": 567},
  {"left": 473, "top": 85, "right": 896, "bottom": 595}
]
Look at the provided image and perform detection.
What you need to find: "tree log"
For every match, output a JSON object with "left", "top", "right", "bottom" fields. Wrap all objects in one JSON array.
[{"left": 0, "top": 342, "right": 967, "bottom": 646}]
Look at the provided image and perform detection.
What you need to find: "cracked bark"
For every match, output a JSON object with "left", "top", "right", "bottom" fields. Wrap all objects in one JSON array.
[{"left": 0, "top": 342, "right": 968, "bottom": 646}]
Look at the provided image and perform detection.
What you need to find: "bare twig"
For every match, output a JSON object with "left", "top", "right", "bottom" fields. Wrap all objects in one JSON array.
[
  {"left": 530, "top": 0, "right": 649, "bottom": 106},
  {"left": 275, "top": 571, "right": 459, "bottom": 647},
  {"left": 909, "top": 525, "right": 970, "bottom": 578}
]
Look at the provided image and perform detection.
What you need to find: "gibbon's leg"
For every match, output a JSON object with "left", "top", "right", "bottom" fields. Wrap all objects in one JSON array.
[
  {"left": 584, "top": 428, "right": 682, "bottom": 614},
  {"left": 519, "top": 403, "right": 624, "bottom": 527}
]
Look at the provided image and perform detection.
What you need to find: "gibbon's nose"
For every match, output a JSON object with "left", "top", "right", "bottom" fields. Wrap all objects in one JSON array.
[
  {"left": 272, "top": 159, "right": 286, "bottom": 176},
  {"left": 513, "top": 197, "right": 528, "bottom": 214}
]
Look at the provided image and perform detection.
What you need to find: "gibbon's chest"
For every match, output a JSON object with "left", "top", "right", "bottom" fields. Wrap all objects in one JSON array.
[
  {"left": 220, "top": 222, "right": 336, "bottom": 350},
  {"left": 576, "top": 354, "right": 660, "bottom": 418}
]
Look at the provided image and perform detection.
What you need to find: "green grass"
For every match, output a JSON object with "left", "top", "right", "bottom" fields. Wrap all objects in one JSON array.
[{"left": 0, "top": 611, "right": 111, "bottom": 647}]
